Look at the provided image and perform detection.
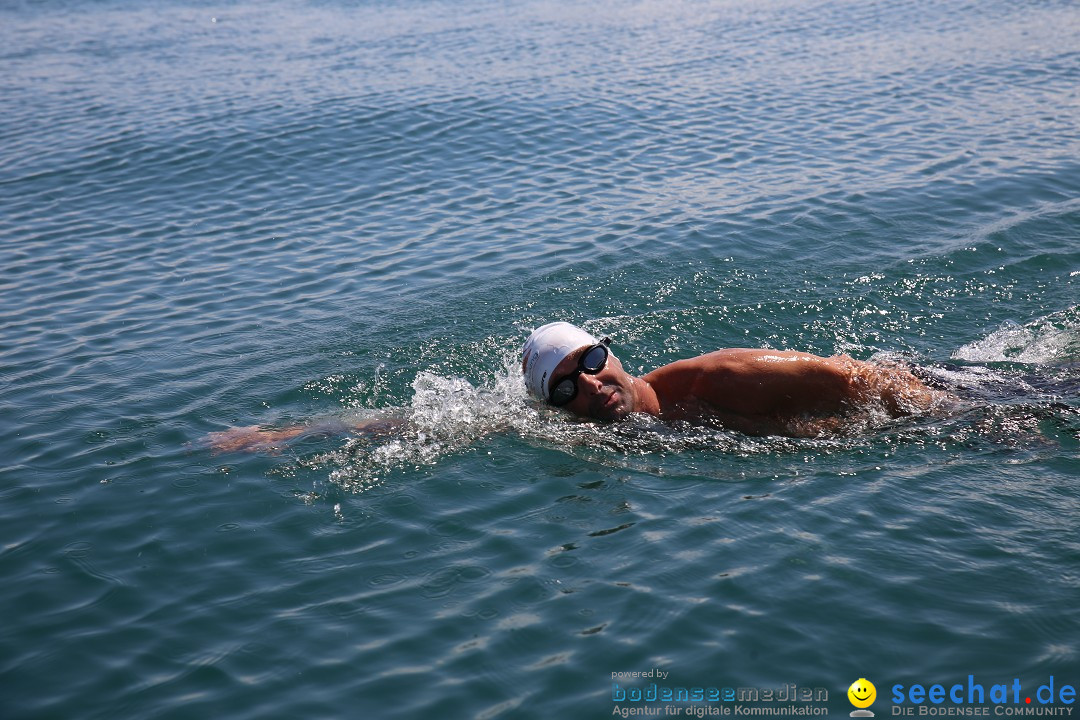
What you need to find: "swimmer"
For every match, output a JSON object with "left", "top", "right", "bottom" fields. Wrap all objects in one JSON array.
[
  {"left": 521, "top": 322, "right": 950, "bottom": 437},
  {"left": 205, "top": 321, "right": 950, "bottom": 452}
]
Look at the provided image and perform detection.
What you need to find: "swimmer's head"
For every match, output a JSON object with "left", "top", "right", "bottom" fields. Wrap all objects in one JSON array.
[
  {"left": 522, "top": 322, "right": 599, "bottom": 401},
  {"left": 522, "top": 322, "right": 638, "bottom": 422}
]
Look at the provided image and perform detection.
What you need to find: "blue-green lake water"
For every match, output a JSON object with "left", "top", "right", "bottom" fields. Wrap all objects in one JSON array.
[{"left": 2, "top": 0, "right": 1079, "bottom": 717}]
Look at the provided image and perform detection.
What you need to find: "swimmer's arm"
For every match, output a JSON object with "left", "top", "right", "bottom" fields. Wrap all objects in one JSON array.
[{"left": 204, "top": 414, "right": 408, "bottom": 454}]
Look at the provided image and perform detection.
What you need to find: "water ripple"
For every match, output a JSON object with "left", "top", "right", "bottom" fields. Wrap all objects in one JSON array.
[{"left": 3, "top": 0, "right": 1080, "bottom": 718}]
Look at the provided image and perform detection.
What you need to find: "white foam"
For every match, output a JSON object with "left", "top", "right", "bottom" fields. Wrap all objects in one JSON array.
[
  {"left": 953, "top": 308, "right": 1079, "bottom": 365},
  {"left": 317, "top": 359, "right": 539, "bottom": 492}
]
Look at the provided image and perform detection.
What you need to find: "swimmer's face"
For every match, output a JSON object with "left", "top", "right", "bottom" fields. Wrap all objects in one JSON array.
[
  {"left": 549, "top": 345, "right": 636, "bottom": 422},
  {"left": 848, "top": 679, "right": 876, "bottom": 709}
]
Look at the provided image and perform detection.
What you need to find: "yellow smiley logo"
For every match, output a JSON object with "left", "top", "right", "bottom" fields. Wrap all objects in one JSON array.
[{"left": 848, "top": 678, "right": 876, "bottom": 709}]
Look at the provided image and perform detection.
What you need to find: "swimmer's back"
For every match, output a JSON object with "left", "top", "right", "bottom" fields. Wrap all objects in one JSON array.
[{"left": 643, "top": 349, "right": 857, "bottom": 421}]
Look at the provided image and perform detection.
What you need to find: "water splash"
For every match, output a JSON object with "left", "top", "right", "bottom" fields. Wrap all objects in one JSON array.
[
  {"left": 953, "top": 307, "right": 1080, "bottom": 365},
  {"left": 306, "top": 360, "right": 536, "bottom": 493}
]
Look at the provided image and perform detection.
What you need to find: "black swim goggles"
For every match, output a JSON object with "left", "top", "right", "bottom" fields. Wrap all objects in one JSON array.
[{"left": 548, "top": 339, "right": 610, "bottom": 407}]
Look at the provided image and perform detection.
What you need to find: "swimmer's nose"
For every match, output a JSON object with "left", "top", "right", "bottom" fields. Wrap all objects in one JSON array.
[{"left": 578, "top": 372, "right": 603, "bottom": 395}]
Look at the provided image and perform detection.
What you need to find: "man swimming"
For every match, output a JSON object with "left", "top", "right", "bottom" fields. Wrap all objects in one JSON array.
[
  {"left": 521, "top": 322, "right": 947, "bottom": 437},
  {"left": 205, "top": 321, "right": 947, "bottom": 452}
]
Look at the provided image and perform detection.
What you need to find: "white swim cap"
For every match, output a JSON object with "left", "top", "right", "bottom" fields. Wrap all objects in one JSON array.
[{"left": 521, "top": 322, "right": 599, "bottom": 401}]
